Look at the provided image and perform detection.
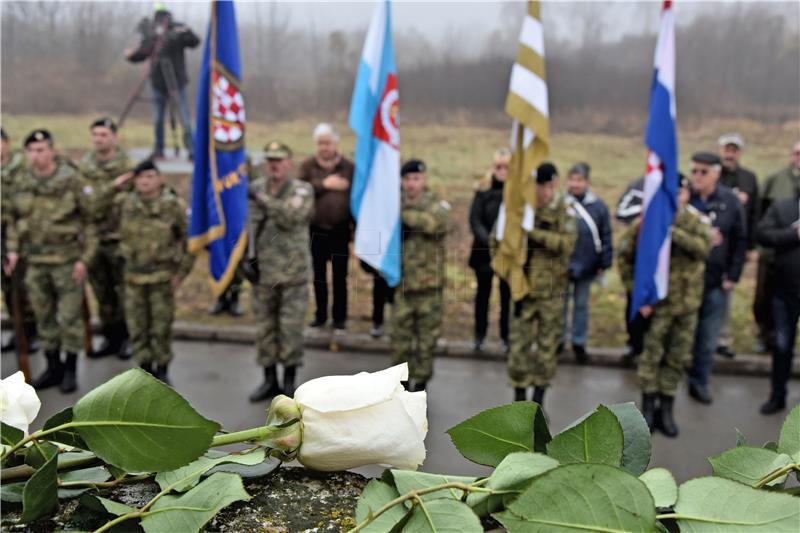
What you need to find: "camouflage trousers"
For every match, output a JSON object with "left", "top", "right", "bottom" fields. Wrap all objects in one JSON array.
[
  {"left": 125, "top": 281, "right": 175, "bottom": 365},
  {"left": 88, "top": 241, "right": 126, "bottom": 328},
  {"left": 252, "top": 281, "right": 307, "bottom": 368},
  {"left": 2, "top": 256, "right": 35, "bottom": 329},
  {"left": 638, "top": 308, "right": 698, "bottom": 396},
  {"left": 391, "top": 289, "right": 443, "bottom": 382},
  {"left": 508, "top": 295, "right": 563, "bottom": 388},
  {"left": 25, "top": 262, "right": 84, "bottom": 353}
]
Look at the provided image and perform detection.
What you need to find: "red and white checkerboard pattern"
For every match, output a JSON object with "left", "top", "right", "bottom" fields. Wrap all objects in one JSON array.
[{"left": 212, "top": 70, "right": 245, "bottom": 144}]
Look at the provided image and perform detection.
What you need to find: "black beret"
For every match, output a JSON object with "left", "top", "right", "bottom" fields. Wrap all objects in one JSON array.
[
  {"left": 536, "top": 162, "right": 559, "bottom": 184},
  {"left": 691, "top": 152, "right": 721, "bottom": 166},
  {"left": 24, "top": 129, "right": 53, "bottom": 146},
  {"left": 90, "top": 117, "right": 117, "bottom": 133},
  {"left": 133, "top": 159, "right": 159, "bottom": 176},
  {"left": 1, "top": 128, "right": 7, "bottom": 141},
  {"left": 401, "top": 159, "right": 426, "bottom": 176}
]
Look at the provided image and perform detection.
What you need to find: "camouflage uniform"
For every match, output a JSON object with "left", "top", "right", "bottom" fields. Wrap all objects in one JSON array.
[
  {"left": 118, "top": 186, "right": 194, "bottom": 365},
  {"left": 79, "top": 149, "right": 132, "bottom": 334},
  {"left": 507, "top": 192, "right": 576, "bottom": 388},
  {"left": 249, "top": 173, "right": 314, "bottom": 368},
  {"left": 5, "top": 157, "right": 97, "bottom": 354},
  {"left": 1, "top": 149, "right": 36, "bottom": 334},
  {"left": 392, "top": 190, "right": 450, "bottom": 382},
  {"left": 618, "top": 206, "right": 711, "bottom": 396}
]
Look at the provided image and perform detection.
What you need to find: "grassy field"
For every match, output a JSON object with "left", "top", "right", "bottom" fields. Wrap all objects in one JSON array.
[{"left": 3, "top": 113, "right": 798, "bottom": 352}]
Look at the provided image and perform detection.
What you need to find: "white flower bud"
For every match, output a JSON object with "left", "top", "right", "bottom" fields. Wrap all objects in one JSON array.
[{"left": 0, "top": 372, "right": 41, "bottom": 436}]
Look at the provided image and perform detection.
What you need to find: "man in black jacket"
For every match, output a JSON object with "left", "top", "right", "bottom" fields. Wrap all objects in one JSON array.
[
  {"left": 125, "top": 8, "right": 200, "bottom": 159},
  {"left": 756, "top": 193, "right": 800, "bottom": 414},
  {"left": 686, "top": 152, "right": 747, "bottom": 405}
]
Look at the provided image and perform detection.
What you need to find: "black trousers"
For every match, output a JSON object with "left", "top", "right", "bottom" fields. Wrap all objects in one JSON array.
[
  {"left": 770, "top": 292, "right": 799, "bottom": 400},
  {"left": 372, "top": 274, "right": 395, "bottom": 326},
  {"left": 310, "top": 224, "right": 350, "bottom": 326},
  {"left": 625, "top": 291, "right": 651, "bottom": 355},
  {"left": 474, "top": 268, "right": 511, "bottom": 342},
  {"left": 754, "top": 256, "right": 776, "bottom": 347}
]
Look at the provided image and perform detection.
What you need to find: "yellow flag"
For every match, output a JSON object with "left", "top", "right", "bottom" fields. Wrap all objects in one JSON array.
[{"left": 492, "top": 1, "right": 550, "bottom": 301}]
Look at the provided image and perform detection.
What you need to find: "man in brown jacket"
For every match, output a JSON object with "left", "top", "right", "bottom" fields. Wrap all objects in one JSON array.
[{"left": 298, "top": 123, "right": 355, "bottom": 331}]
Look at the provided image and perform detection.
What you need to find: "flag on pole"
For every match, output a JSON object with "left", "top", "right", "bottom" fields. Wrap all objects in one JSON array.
[
  {"left": 630, "top": 0, "right": 679, "bottom": 319},
  {"left": 349, "top": 0, "right": 401, "bottom": 288},
  {"left": 188, "top": 0, "right": 248, "bottom": 297},
  {"left": 492, "top": 1, "right": 550, "bottom": 301}
]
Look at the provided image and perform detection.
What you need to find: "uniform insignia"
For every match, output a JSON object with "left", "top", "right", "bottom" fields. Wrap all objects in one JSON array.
[
  {"left": 295, "top": 187, "right": 309, "bottom": 197},
  {"left": 439, "top": 200, "right": 451, "bottom": 210},
  {"left": 290, "top": 196, "right": 304, "bottom": 209},
  {"left": 83, "top": 185, "right": 94, "bottom": 195},
  {"left": 566, "top": 206, "right": 577, "bottom": 217},
  {"left": 34, "top": 131, "right": 44, "bottom": 141}
]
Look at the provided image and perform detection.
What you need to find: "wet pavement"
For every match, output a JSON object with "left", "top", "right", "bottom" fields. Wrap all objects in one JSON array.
[{"left": 2, "top": 340, "right": 795, "bottom": 483}]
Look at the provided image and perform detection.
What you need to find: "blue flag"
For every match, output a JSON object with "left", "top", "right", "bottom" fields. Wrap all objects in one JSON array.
[{"left": 188, "top": 0, "right": 248, "bottom": 296}]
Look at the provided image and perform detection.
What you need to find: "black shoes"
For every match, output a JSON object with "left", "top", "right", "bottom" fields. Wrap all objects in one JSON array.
[
  {"left": 209, "top": 292, "right": 243, "bottom": 317},
  {"left": 688, "top": 383, "right": 713, "bottom": 405},
  {"left": 655, "top": 394, "right": 678, "bottom": 438},
  {"left": 473, "top": 337, "right": 485, "bottom": 352},
  {"left": 32, "top": 350, "right": 64, "bottom": 390},
  {"left": 641, "top": 393, "right": 657, "bottom": 432},
  {"left": 249, "top": 365, "right": 282, "bottom": 402},
  {"left": 155, "top": 364, "right": 171, "bottom": 386},
  {"left": 715, "top": 345, "right": 736, "bottom": 359},
  {"left": 90, "top": 323, "right": 128, "bottom": 359},
  {"left": 573, "top": 345, "right": 591, "bottom": 365},
  {"left": 60, "top": 352, "right": 78, "bottom": 393},
  {"left": 532, "top": 386, "right": 545, "bottom": 407},
  {"left": 308, "top": 318, "right": 326, "bottom": 328},
  {"left": 514, "top": 387, "right": 526, "bottom": 402},
  {"left": 760, "top": 396, "right": 786, "bottom": 415}
]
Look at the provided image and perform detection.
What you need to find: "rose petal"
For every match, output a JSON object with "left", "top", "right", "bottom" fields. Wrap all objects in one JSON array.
[
  {"left": 294, "top": 363, "right": 409, "bottom": 413},
  {"left": 396, "top": 390, "right": 428, "bottom": 440},
  {"left": 0, "top": 371, "right": 41, "bottom": 435}
]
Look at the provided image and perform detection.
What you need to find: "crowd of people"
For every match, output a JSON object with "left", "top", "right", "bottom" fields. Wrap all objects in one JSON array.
[{"left": 1, "top": 119, "right": 798, "bottom": 440}]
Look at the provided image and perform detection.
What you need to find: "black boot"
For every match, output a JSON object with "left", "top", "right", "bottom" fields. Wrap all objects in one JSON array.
[
  {"left": 32, "top": 350, "right": 64, "bottom": 390},
  {"left": 656, "top": 394, "right": 679, "bottom": 438},
  {"left": 139, "top": 361, "right": 154, "bottom": 375},
  {"left": 60, "top": 352, "right": 78, "bottom": 393},
  {"left": 573, "top": 345, "right": 590, "bottom": 365},
  {"left": 155, "top": 363, "right": 171, "bottom": 386},
  {"left": 249, "top": 365, "right": 281, "bottom": 402},
  {"left": 282, "top": 366, "right": 298, "bottom": 397},
  {"left": 514, "top": 387, "right": 527, "bottom": 402},
  {"left": 760, "top": 395, "right": 786, "bottom": 415},
  {"left": 208, "top": 295, "right": 228, "bottom": 316},
  {"left": 26, "top": 322, "right": 39, "bottom": 353},
  {"left": 117, "top": 323, "right": 131, "bottom": 360},
  {"left": 89, "top": 324, "right": 119, "bottom": 358},
  {"left": 227, "top": 290, "right": 243, "bottom": 317},
  {"left": 1, "top": 333, "right": 16, "bottom": 353},
  {"left": 411, "top": 380, "right": 427, "bottom": 393},
  {"left": 641, "top": 393, "right": 657, "bottom": 432},
  {"left": 532, "top": 386, "right": 545, "bottom": 407}
]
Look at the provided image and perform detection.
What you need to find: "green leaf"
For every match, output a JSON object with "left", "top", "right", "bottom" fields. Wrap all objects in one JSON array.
[
  {"left": 355, "top": 479, "right": 408, "bottom": 533},
  {"left": 140, "top": 472, "right": 250, "bottom": 533},
  {"left": 402, "top": 499, "right": 482, "bottom": 533},
  {"left": 1, "top": 481, "right": 25, "bottom": 502},
  {"left": 709, "top": 446, "right": 794, "bottom": 487},
  {"left": 639, "top": 468, "right": 677, "bottom": 508},
  {"left": 764, "top": 441, "right": 779, "bottom": 452},
  {"left": 466, "top": 452, "right": 559, "bottom": 518},
  {"left": 43, "top": 407, "right": 88, "bottom": 449},
  {"left": 25, "top": 440, "right": 59, "bottom": 469},
  {"left": 608, "top": 402, "right": 652, "bottom": 475},
  {"left": 58, "top": 466, "right": 112, "bottom": 499},
  {"left": 391, "top": 470, "right": 476, "bottom": 502},
  {"left": 107, "top": 464, "right": 128, "bottom": 480},
  {"left": 21, "top": 452, "right": 59, "bottom": 523},
  {"left": 736, "top": 428, "right": 748, "bottom": 447},
  {"left": 546, "top": 405, "right": 624, "bottom": 466},
  {"left": 206, "top": 455, "right": 280, "bottom": 479},
  {"left": 446, "top": 402, "right": 550, "bottom": 467},
  {"left": 495, "top": 463, "right": 656, "bottom": 533},
  {"left": 79, "top": 493, "right": 137, "bottom": 517},
  {"left": 155, "top": 449, "right": 265, "bottom": 492},
  {"left": 1, "top": 422, "right": 24, "bottom": 447},
  {"left": 72, "top": 368, "right": 220, "bottom": 472},
  {"left": 674, "top": 477, "right": 800, "bottom": 532},
  {"left": 778, "top": 404, "right": 800, "bottom": 462}
]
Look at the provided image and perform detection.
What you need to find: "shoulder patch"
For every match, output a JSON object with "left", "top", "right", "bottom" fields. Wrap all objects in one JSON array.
[
  {"left": 439, "top": 200, "right": 451, "bottom": 210},
  {"left": 83, "top": 185, "right": 94, "bottom": 195},
  {"left": 294, "top": 186, "right": 310, "bottom": 197},
  {"left": 566, "top": 206, "right": 577, "bottom": 217}
]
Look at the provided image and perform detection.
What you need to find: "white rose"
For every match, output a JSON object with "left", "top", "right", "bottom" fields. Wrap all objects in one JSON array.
[
  {"left": 294, "top": 363, "right": 427, "bottom": 471},
  {"left": 0, "top": 371, "right": 41, "bottom": 436}
]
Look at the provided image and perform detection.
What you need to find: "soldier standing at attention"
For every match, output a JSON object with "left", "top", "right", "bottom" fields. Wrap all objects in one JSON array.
[
  {"left": 393, "top": 159, "right": 450, "bottom": 392},
  {"left": 118, "top": 160, "right": 193, "bottom": 384},
  {"left": 1, "top": 128, "right": 37, "bottom": 353},
  {"left": 506, "top": 163, "right": 576, "bottom": 406},
  {"left": 619, "top": 177, "right": 711, "bottom": 437},
  {"left": 4, "top": 130, "right": 97, "bottom": 393},
  {"left": 248, "top": 142, "right": 314, "bottom": 402},
  {"left": 80, "top": 118, "right": 134, "bottom": 359}
]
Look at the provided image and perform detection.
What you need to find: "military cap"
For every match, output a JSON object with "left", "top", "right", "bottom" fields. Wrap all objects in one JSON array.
[
  {"left": 401, "top": 159, "right": 426, "bottom": 176},
  {"left": 1, "top": 128, "right": 7, "bottom": 141},
  {"left": 568, "top": 162, "right": 591, "bottom": 179},
  {"left": 691, "top": 152, "right": 721, "bottom": 166},
  {"left": 718, "top": 132, "right": 744, "bottom": 149},
  {"left": 536, "top": 162, "right": 559, "bottom": 184},
  {"left": 24, "top": 129, "right": 53, "bottom": 146},
  {"left": 133, "top": 159, "right": 159, "bottom": 176},
  {"left": 90, "top": 117, "right": 118, "bottom": 133},
  {"left": 264, "top": 141, "right": 292, "bottom": 160}
]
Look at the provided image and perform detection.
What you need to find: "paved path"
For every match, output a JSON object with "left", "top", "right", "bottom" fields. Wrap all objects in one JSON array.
[{"left": 2, "top": 340, "right": 794, "bottom": 483}]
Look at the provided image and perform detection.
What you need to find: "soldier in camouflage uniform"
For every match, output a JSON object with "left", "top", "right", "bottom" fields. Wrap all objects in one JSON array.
[
  {"left": 1, "top": 128, "right": 37, "bottom": 353},
  {"left": 248, "top": 142, "right": 314, "bottom": 402},
  {"left": 80, "top": 118, "right": 134, "bottom": 359},
  {"left": 5, "top": 130, "right": 97, "bottom": 393},
  {"left": 118, "top": 160, "right": 194, "bottom": 384},
  {"left": 504, "top": 163, "right": 576, "bottom": 407},
  {"left": 392, "top": 159, "right": 450, "bottom": 392},
  {"left": 618, "top": 176, "right": 711, "bottom": 437}
]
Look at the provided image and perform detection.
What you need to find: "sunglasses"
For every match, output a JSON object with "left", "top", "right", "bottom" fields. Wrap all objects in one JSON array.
[
  {"left": 690, "top": 167, "right": 709, "bottom": 176},
  {"left": 494, "top": 164, "right": 509, "bottom": 170}
]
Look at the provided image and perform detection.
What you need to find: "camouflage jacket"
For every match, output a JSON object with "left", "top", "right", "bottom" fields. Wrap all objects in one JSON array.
[
  {"left": 79, "top": 149, "right": 132, "bottom": 242},
  {"left": 400, "top": 190, "right": 450, "bottom": 293},
  {"left": 617, "top": 205, "right": 711, "bottom": 315},
  {"left": 6, "top": 156, "right": 97, "bottom": 265},
  {"left": 524, "top": 192, "right": 577, "bottom": 299},
  {"left": 118, "top": 187, "right": 194, "bottom": 284},
  {"left": 249, "top": 175, "right": 314, "bottom": 286},
  {"left": 1, "top": 149, "right": 26, "bottom": 247}
]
